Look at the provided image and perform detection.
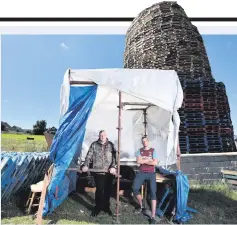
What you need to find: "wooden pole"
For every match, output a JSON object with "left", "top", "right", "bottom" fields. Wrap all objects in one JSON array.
[
  {"left": 70, "top": 81, "right": 96, "bottom": 85},
  {"left": 35, "top": 165, "right": 53, "bottom": 225},
  {"left": 143, "top": 109, "right": 147, "bottom": 137},
  {"left": 116, "top": 91, "right": 122, "bottom": 222},
  {"left": 143, "top": 109, "right": 148, "bottom": 209},
  {"left": 35, "top": 173, "right": 49, "bottom": 224},
  {"left": 122, "top": 102, "right": 155, "bottom": 107},
  {"left": 177, "top": 141, "right": 181, "bottom": 170}
]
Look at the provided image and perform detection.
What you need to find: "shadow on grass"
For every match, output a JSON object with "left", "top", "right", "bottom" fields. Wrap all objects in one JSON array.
[
  {"left": 1, "top": 191, "right": 31, "bottom": 218},
  {"left": 70, "top": 192, "right": 95, "bottom": 211},
  {"left": 2, "top": 184, "right": 237, "bottom": 224}
]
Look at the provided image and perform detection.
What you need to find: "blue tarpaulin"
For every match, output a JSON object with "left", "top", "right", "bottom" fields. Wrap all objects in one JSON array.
[
  {"left": 174, "top": 171, "right": 197, "bottom": 223},
  {"left": 157, "top": 167, "right": 197, "bottom": 223},
  {"left": 43, "top": 85, "right": 97, "bottom": 215}
]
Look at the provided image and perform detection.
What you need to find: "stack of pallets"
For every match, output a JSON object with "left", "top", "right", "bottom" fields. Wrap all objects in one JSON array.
[
  {"left": 1, "top": 151, "right": 51, "bottom": 201},
  {"left": 202, "top": 79, "right": 222, "bottom": 153},
  {"left": 178, "top": 78, "right": 236, "bottom": 153},
  {"left": 221, "top": 170, "right": 237, "bottom": 186},
  {"left": 123, "top": 1, "right": 236, "bottom": 154},
  {"left": 216, "top": 83, "right": 235, "bottom": 152},
  {"left": 124, "top": 1, "right": 212, "bottom": 79},
  {"left": 179, "top": 79, "right": 207, "bottom": 153}
]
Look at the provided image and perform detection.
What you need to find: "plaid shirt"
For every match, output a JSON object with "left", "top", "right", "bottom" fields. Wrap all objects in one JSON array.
[{"left": 84, "top": 139, "right": 117, "bottom": 171}]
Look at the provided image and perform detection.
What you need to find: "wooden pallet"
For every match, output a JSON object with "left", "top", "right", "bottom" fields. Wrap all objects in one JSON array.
[
  {"left": 221, "top": 170, "right": 237, "bottom": 176},
  {"left": 221, "top": 170, "right": 237, "bottom": 186}
]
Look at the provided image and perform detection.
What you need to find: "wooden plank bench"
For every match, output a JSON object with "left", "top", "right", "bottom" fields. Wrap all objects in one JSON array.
[{"left": 221, "top": 169, "right": 237, "bottom": 186}]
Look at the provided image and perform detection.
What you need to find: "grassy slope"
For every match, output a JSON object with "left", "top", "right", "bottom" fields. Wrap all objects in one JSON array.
[
  {"left": 1, "top": 133, "right": 47, "bottom": 152},
  {"left": 1, "top": 183, "right": 237, "bottom": 224}
]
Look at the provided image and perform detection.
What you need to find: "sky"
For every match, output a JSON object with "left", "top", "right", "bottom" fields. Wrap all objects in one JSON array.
[{"left": 1, "top": 34, "right": 237, "bottom": 133}]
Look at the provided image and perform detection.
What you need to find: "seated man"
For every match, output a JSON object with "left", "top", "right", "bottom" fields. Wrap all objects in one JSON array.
[{"left": 133, "top": 136, "right": 158, "bottom": 224}]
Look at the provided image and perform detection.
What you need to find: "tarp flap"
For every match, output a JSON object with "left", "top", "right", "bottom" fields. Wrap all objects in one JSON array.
[
  {"left": 70, "top": 69, "right": 183, "bottom": 112},
  {"left": 175, "top": 171, "right": 197, "bottom": 223},
  {"left": 157, "top": 168, "right": 197, "bottom": 223},
  {"left": 43, "top": 85, "right": 97, "bottom": 215}
]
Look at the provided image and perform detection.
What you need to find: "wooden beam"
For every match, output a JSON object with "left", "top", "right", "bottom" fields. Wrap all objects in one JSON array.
[
  {"left": 44, "top": 131, "right": 54, "bottom": 149},
  {"left": 156, "top": 173, "right": 170, "bottom": 182},
  {"left": 221, "top": 170, "right": 237, "bottom": 176},
  {"left": 177, "top": 142, "right": 181, "bottom": 170},
  {"left": 122, "top": 102, "right": 155, "bottom": 107},
  {"left": 143, "top": 109, "right": 147, "bottom": 137},
  {"left": 126, "top": 108, "right": 146, "bottom": 111},
  {"left": 35, "top": 165, "right": 54, "bottom": 225},
  {"left": 223, "top": 174, "right": 237, "bottom": 180},
  {"left": 115, "top": 91, "right": 122, "bottom": 222},
  {"left": 226, "top": 179, "right": 237, "bottom": 185},
  {"left": 70, "top": 81, "right": 96, "bottom": 85},
  {"left": 35, "top": 173, "right": 49, "bottom": 224}
]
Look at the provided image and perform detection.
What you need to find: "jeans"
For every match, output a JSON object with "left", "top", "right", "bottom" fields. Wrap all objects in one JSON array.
[
  {"left": 94, "top": 173, "right": 114, "bottom": 210},
  {"left": 133, "top": 171, "right": 157, "bottom": 200}
]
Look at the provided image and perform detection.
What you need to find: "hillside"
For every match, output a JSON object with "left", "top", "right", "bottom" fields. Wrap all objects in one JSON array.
[{"left": 1, "top": 121, "right": 31, "bottom": 133}]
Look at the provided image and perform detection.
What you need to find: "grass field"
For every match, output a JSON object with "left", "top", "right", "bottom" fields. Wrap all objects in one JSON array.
[
  {"left": 1, "top": 182, "right": 237, "bottom": 224},
  {"left": 1, "top": 133, "right": 48, "bottom": 152}
]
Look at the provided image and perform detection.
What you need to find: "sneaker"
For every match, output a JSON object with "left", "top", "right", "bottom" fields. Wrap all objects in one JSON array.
[
  {"left": 134, "top": 207, "right": 143, "bottom": 214},
  {"left": 150, "top": 217, "right": 157, "bottom": 224}
]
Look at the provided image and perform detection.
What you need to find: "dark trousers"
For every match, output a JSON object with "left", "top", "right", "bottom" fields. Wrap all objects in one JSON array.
[
  {"left": 94, "top": 173, "right": 114, "bottom": 210},
  {"left": 133, "top": 172, "right": 157, "bottom": 200}
]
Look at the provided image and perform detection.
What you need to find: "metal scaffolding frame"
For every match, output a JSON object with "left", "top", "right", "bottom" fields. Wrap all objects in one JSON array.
[{"left": 69, "top": 80, "right": 181, "bottom": 223}]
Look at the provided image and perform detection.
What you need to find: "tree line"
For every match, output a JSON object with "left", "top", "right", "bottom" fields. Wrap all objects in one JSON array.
[
  {"left": 1, "top": 120, "right": 57, "bottom": 135},
  {"left": 33, "top": 120, "right": 57, "bottom": 135}
]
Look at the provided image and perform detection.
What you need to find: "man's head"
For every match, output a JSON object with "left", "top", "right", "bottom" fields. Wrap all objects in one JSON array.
[
  {"left": 99, "top": 130, "right": 107, "bottom": 143},
  {"left": 141, "top": 136, "right": 149, "bottom": 148}
]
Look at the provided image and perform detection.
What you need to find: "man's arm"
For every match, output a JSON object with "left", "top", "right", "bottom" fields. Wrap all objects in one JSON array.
[
  {"left": 136, "top": 150, "right": 149, "bottom": 164},
  {"left": 137, "top": 156, "right": 150, "bottom": 164},
  {"left": 83, "top": 143, "right": 94, "bottom": 167},
  {"left": 144, "top": 158, "right": 158, "bottom": 166},
  {"left": 144, "top": 149, "right": 158, "bottom": 166}
]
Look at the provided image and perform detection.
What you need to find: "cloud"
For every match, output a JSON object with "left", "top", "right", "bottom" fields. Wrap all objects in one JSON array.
[{"left": 60, "top": 42, "right": 69, "bottom": 50}]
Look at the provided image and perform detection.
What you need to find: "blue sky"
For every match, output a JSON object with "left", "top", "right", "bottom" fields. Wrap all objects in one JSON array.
[{"left": 1, "top": 35, "right": 237, "bottom": 133}]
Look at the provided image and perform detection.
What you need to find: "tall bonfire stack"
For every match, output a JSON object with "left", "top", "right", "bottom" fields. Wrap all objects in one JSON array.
[{"left": 124, "top": 1, "right": 236, "bottom": 153}]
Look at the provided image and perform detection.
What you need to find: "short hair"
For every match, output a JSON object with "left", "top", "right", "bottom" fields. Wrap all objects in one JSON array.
[
  {"left": 141, "top": 136, "right": 148, "bottom": 141},
  {"left": 99, "top": 130, "right": 106, "bottom": 135}
]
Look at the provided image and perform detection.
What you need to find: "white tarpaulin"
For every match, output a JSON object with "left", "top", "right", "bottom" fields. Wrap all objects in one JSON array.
[{"left": 60, "top": 68, "right": 183, "bottom": 167}]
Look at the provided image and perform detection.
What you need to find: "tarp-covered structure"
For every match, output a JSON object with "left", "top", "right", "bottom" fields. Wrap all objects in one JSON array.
[{"left": 43, "top": 68, "right": 183, "bottom": 216}]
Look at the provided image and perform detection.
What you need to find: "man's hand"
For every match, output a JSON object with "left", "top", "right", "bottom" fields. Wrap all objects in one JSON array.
[
  {"left": 109, "top": 167, "right": 116, "bottom": 175},
  {"left": 82, "top": 166, "right": 88, "bottom": 172}
]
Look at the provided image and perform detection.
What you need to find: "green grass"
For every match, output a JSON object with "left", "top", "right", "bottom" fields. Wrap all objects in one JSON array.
[
  {"left": 188, "top": 182, "right": 237, "bottom": 224},
  {"left": 1, "top": 133, "right": 48, "bottom": 152},
  {"left": 1, "top": 183, "right": 237, "bottom": 224},
  {"left": 2, "top": 133, "right": 46, "bottom": 141},
  {"left": 2, "top": 216, "right": 93, "bottom": 224}
]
